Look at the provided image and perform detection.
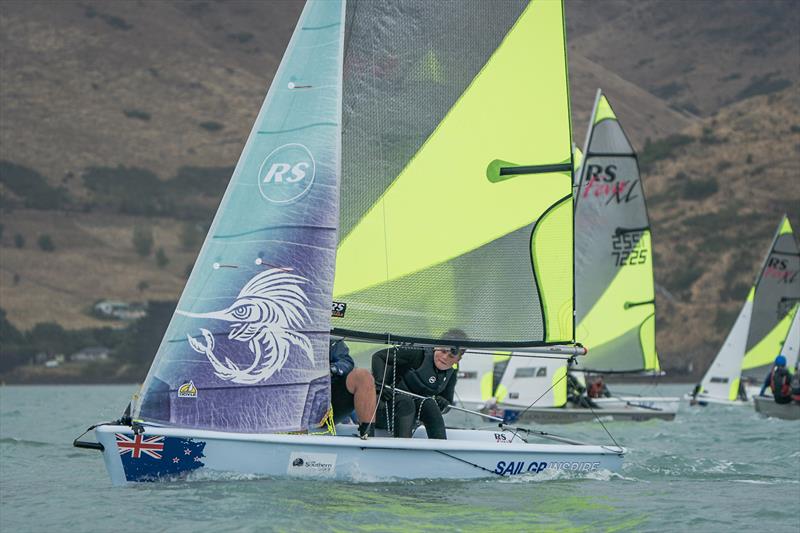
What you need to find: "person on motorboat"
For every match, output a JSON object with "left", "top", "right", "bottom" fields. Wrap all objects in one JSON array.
[
  {"left": 370, "top": 330, "right": 465, "bottom": 439},
  {"left": 587, "top": 376, "right": 611, "bottom": 399},
  {"left": 567, "top": 371, "right": 598, "bottom": 408},
  {"left": 329, "top": 338, "right": 376, "bottom": 438},
  {"left": 759, "top": 355, "right": 792, "bottom": 404}
]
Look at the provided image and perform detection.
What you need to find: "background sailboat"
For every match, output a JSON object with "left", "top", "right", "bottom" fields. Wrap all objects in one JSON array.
[
  {"left": 753, "top": 308, "right": 800, "bottom": 419},
  {"left": 571, "top": 89, "right": 679, "bottom": 416},
  {"left": 694, "top": 215, "right": 800, "bottom": 405},
  {"left": 76, "top": 0, "right": 625, "bottom": 485}
]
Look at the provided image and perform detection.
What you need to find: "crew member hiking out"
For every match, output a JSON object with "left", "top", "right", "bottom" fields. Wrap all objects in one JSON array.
[{"left": 371, "top": 329, "right": 466, "bottom": 439}]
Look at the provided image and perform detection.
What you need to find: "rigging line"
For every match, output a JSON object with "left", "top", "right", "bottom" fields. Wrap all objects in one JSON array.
[
  {"left": 584, "top": 402, "right": 623, "bottom": 451},
  {"left": 506, "top": 359, "right": 572, "bottom": 442},
  {"left": 434, "top": 449, "right": 503, "bottom": 477}
]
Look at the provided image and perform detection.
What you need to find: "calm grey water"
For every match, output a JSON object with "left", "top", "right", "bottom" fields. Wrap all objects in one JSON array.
[{"left": 1, "top": 384, "right": 798, "bottom": 532}]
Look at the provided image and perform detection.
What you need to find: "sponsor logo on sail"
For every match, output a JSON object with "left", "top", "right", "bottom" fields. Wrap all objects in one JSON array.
[
  {"left": 764, "top": 256, "right": 798, "bottom": 284},
  {"left": 178, "top": 380, "right": 198, "bottom": 398},
  {"left": 582, "top": 164, "right": 639, "bottom": 204},
  {"left": 258, "top": 143, "right": 316, "bottom": 204}
]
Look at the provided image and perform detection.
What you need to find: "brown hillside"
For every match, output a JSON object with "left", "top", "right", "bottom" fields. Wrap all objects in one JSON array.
[{"left": 0, "top": 0, "right": 798, "bottom": 378}]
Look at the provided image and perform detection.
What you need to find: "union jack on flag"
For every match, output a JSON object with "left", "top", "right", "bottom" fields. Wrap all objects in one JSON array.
[{"left": 115, "top": 433, "right": 165, "bottom": 459}]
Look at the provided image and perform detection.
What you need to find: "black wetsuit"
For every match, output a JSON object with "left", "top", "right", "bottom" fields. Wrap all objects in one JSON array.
[{"left": 371, "top": 347, "right": 457, "bottom": 439}]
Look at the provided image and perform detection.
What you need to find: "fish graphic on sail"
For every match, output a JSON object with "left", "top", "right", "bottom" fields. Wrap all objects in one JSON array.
[
  {"left": 178, "top": 268, "right": 315, "bottom": 384},
  {"left": 572, "top": 90, "right": 659, "bottom": 374},
  {"left": 697, "top": 215, "right": 800, "bottom": 403}
]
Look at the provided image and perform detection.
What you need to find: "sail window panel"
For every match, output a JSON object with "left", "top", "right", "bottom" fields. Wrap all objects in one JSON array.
[{"left": 333, "top": 223, "right": 546, "bottom": 344}]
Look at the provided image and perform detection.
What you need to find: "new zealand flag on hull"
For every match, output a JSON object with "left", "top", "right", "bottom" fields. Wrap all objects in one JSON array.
[{"left": 116, "top": 433, "right": 206, "bottom": 482}]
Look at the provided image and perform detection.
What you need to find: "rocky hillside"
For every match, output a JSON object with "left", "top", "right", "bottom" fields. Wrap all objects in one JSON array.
[{"left": 0, "top": 0, "right": 798, "bottom": 377}]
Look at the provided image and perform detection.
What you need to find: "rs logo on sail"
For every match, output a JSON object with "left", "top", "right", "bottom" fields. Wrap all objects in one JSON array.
[{"left": 258, "top": 143, "right": 316, "bottom": 204}]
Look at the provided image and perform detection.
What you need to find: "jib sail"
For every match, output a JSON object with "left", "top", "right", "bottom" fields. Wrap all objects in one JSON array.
[{"left": 133, "top": 0, "right": 345, "bottom": 432}]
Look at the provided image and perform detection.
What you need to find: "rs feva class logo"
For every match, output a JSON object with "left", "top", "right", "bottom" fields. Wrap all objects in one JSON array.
[{"left": 258, "top": 143, "right": 316, "bottom": 204}]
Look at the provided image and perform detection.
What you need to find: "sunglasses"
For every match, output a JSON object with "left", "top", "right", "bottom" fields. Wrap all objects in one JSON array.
[{"left": 436, "top": 347, "right": 465, "bottom": 358}]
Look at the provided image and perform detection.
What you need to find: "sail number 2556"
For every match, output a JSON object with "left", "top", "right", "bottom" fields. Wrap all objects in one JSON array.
[{"left": 611, "top": 231, "right": 647, "bottom": 267}]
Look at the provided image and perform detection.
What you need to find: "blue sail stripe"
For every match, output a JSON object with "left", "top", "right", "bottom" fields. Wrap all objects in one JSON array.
[{"left": 257, "top": 122, "right": 338, "bottom": 135}]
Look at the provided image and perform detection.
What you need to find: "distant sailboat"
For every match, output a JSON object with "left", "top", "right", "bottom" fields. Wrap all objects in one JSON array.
[
  {"left": 754, "top": 309, "right": 800, "bottom": 419},
  {"left": 74, "top": 0, "right": 625, "bottom": 485},
  {"left": 693, "top": 215, "right": 800, "bottom": 405}
]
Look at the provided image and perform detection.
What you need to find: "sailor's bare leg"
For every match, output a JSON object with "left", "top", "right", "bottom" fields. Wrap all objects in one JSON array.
[{"left": 346, "top": 368, "right": 376, "bottom": 423}]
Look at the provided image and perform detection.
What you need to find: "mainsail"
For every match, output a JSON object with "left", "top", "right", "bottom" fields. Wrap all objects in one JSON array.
[
  {"left": 700, "top": 215, "right": 800, "bottom": 399},
  {"left": 133, "top": 0, "right": 346, "bottom": 432},
  {"left": 740, "top": 216, "right": 800, "bottom": 378},
  {"left": 133, "top": 0, "right": 575, "bottom": 433},
  {"left": 333, "top": 0, "right": 574, "bottom": 347},
  {"left": 573, "top": 90, "right": 659, "bottom": 372}
]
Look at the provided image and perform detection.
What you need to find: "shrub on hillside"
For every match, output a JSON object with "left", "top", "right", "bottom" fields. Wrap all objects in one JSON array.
[
  {"left": 639, "top": 134, "right": 694, "bottom": 173},
  {"left": 735, "top": 73, "right": 791, "bottom": 101},
  {"left": 199, "top": 121, "right": 224, "bottom": 132},
  {"left": 123, "top": 109, "right": 151, "bottom": 121},
  {"left": 132, "top": 226, "right": 154, "bottom": 257},
  {"left": 14, "top": 234, "right": 25, "bottom": 249},
  {"left": 82, "top": 166, "right": 170, "bottom": 215},
  {"left": 682, "top": 178, "right": 719, "bottom": 201},
  {"left": 155, "top": 247, "right": 169, "bottom": 268},
  {"left": 37, "top": 234, "right": 55, "bottom": 252},
  {"left": 0, "top": 161, "right": 70, "bottom": 210}
]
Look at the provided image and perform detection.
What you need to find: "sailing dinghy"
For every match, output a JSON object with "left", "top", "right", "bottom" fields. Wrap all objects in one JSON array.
[
  {"left": 571, "top": 90, "right": 679, "bottom": 417},
  {"left": 74, "top": 0, "right": 625, "bottom": 485},
  {"left": 692, "top": 216, "right": 799, "bottom": 405},
  {"left": 754, "top": 308, "right": 800, "bottom": 419}
]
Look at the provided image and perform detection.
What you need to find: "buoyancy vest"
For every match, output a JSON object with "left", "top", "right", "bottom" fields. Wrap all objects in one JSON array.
[
  {"left": 770, "top": 366, "right": 791, "bottom": 399},
  {"left": 402, "top": 349, "right": 455, "bottom": 397}
]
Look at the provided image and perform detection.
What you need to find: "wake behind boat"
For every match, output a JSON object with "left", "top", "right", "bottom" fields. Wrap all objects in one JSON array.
[{"left": 74, "top": 0, "right": 626, "bottom": 485}]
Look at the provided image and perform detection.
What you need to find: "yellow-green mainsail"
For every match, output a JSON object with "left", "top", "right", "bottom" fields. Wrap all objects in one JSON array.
[{"left": 332, "top": 0, "right": 574, "bottom": 347}]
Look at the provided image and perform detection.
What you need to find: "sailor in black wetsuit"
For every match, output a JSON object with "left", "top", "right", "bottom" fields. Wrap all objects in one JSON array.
[{"left": 371, "top": 343, "right": 463, "bottom": 439}]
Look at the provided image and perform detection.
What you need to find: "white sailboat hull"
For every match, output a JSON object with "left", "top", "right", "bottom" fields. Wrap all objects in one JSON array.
[{"left": 94, "top": 424, "right": 625, "bottom": 486}]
